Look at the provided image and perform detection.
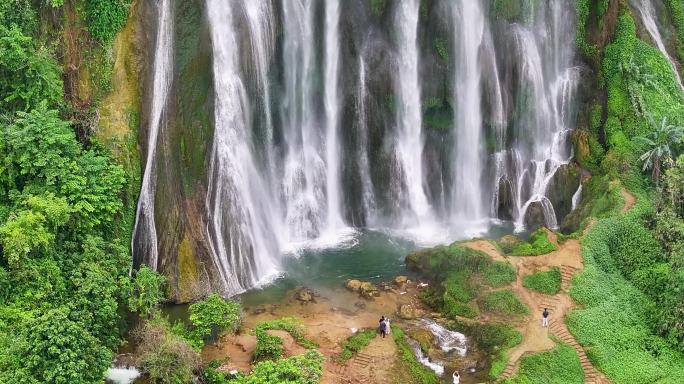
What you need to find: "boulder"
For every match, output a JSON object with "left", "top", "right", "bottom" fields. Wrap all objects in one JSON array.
[
  {"left": 345, "top": 279, "right": 362, "bottom": 292},
  {"left": 359, "top": 282, "right": 379, "bottom": 299},
  {"left": 295, "top": 287, "right": 315, "bottom": 303},
  {"left": 496, "top": 177, "right": 515, "bottom": 221},
  {"left": 523, "top": 200, "right": 547, "bottom": 231},
  {"left": 546, "top": 163, "right": 580, "bottom": 222},
  {"left": 499, "top": 235, "right": 523, "bottom": 254},
  {"left": 408, "top": 329, "right": 435, "bottom": 354},
  {"left": 398, "top": 304, "right": 423, "bottom": 319},
  {"left": 393, "top": 275, "right": 409, "bottom": 286}
]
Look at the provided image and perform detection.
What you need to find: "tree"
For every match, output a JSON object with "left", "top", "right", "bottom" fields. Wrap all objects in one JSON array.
[
  {"left": 128, "top": 266, "right": 165, "bottom": 317},
  {"left": 188, "top": 293, "right": 241, "bottom": 348},
  {"left": 636, "top": 115, "right": 684, "bottom": 181},
  {"left": 11, "top": 308, "right": 111, "bottom": 384},
  {"left": 0, "top": 26, "right": 62, "bottom": 112}
]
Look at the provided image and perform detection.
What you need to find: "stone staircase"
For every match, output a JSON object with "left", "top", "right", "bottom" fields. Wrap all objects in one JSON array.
[
  {"left": 327, "top": 352, "right": 376, "bottom": 384},
  {"left": 549, "top": 320, "right": 599, "bottom": 384},
  {"left": 560, "top": 265, "right": 579, "bottom": 292},
  {"left": 496, "top": 360, "right": 518, "bottom": 382}
]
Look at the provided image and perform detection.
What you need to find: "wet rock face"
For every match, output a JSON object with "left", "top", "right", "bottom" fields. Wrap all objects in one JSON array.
[
  {"left": 546, "top": 163, "right": 580, "bottom": 222},
  {"left": 524, "top": 200, "right": 546, "bottom": 230},
  {"left": 398, "top": 304, "right": 423, "bottom": 320},
  {"left": 496, "top": 177, "right": 515, "bottom": 220}
]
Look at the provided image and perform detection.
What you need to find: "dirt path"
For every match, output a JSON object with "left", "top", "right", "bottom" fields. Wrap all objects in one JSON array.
[
  {"left": 620, "top": 187, "right": 636, "bottom": 214},
  {"left": 462, "top": 229, "right": 606, "bottom": 384}
]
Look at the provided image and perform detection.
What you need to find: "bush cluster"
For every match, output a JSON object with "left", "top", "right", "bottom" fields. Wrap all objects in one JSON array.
[{"left": 523, "top": 267, "right": 561, "bottom": 295}]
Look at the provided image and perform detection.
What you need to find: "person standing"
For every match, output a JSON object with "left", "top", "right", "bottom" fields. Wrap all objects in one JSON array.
[
  {"left": 379, "top": 318, "right": 388, "bottom": 338},
  {"left": 542, "top": 308, "right": 549, "bottom": 327},
  {"left": 452, "top": 370, "right": 460, "bottom": 384}
]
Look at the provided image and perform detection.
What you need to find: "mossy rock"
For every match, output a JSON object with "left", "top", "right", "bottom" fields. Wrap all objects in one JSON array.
[
  {"left": 408, "top": 329, "right": 435, "bottom": 354},
  {"left": 491, "top": 0, "right": 522, "bottom": 21}
]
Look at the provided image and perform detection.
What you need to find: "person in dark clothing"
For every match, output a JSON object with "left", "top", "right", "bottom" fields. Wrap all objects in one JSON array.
[
  {"left": 378, "top": 316, "right": 388, "bottom": 338},
  {"left": 542, "top": 308, "right": 549, "bottom": 327}
]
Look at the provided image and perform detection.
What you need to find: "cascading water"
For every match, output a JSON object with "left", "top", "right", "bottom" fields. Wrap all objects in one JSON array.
[
  {"left": 450, "top": 0, "right": 487, "bottom": 224},
  {"left": 356, "top": 56, "right": 377, "bottom": 223},
  {"left": 393, "top": 0, "right": 432, "bottom": 226},
  {"left": 572, "top": 184, "right": 583, "bottom": 211},
  {"left": 630, "top": 0, "right": 684, "bottom": 92},
  {"left": 280, "top": 0, "right": 327, "bottom": 242},
  {"left": 323, "top": 0, "right": 345, "bottom": 235},
  {"left": 205, "top": 0, "right": 281, "bottom": 293},
  {"left": 131, "top": 0, "right": 173, "bottom": 270},
  {"left": 243, "top": 0, "right": 277, "bottom": 182},
  {"left": 508, "top": 0, "right": 580, "bottom": 231}
]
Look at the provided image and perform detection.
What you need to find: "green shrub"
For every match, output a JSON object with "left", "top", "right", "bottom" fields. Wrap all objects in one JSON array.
[
  {"left": 370, "top": 0, "right": 386, "bottom": 17},
  {"left": 480, "top": 290, "right": 529, "bottom": 316},
  {"left": 205, "top": 350, "right": 324, "bottom": 384},
  {"left": 85, "top": 0, "right": 131, "bottom": 44},
  {"left": 255, "top": 317, "right": 317, "bottom": 350},
  {"left": 254, "top": 328, "right": 284, "bottom": 361},
  {"left": 523, "top": 267, "right": 561, "bottom": 295},
  {"left": 337, "top": 329, "right": 376, "bottom": 361},
  {"left": 188, "top": 294, "right": 241, "bottom": 348},
  {"left": 502, "top": 340, "right": 583, "bottom": 384},
  {"left": 391, "top": 325, "right": 440, "bottom": 384},
  {"left": 508, "top": 229, "right": 557, "bottom": 256}
]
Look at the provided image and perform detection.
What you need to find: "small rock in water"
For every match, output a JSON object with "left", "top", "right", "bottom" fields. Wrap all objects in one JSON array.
[
  {"left": 295, "top": 287, "right": 315, "bottom": 303},
  {"left": 351, "top": 327, "right": 358, "bottom": 333},
  {"left": 418, "top": 282, "right": 428, "bottom": 288}
]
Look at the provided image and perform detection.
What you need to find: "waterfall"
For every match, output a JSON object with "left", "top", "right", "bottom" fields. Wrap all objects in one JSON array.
[
  {"left": 571, "top": 184, "right": 583, "bottom": 211},
  {"left": 451, "top": 0, "right": 486, "bottom": 223},
  {"left": 631, "top": 0, "right": 684, "bottom": 92},
  {"left": 323, "top": 0, "right": 345, "bottom": 234},
  {"left": 393, "top": 0, "right": 431, "bottom": 225},
  {"left": 243, "top": 0, "right": 277, "bottom": 183},
  {"left": 357, "top": 56, "right": 376, "bottom": 223},
  {"left": 205, "top": 0, "right": 281, "bottom": 294},
  {"left": 420, "top": 318, "right": 468, "bottom": 356},
  {"left": 407, "top": 338, "right": 445, "bottom": 376},
  {"left": 131, "top": 0, "right": 173, "bottom": 270},
  {"left": 280, "top": 0, "right": 327, "bottom": 242},
  {"left": 510, "top": 0, "right": 579, "bottom": 231}
]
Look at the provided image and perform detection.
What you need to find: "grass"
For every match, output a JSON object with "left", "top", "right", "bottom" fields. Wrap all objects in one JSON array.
[
  {"left": 502, "top": 340, "right": 584, "bottom": 384},
  {"left": 480, "top": 290, "right": 529, "bottom": 316},
  {"left": 523, "top": 267, "right": 561, "bottom": 295},
  {"left": 391, "top": 325, "right": 440, "bottom": 384},
  {"left": 508, "top": 229, "right": 558, "bottom": 256},
  {"left": 336, "top": 329, "right": 376, "bottom": 362}
]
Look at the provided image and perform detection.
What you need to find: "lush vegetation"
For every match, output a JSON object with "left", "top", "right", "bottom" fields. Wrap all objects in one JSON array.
[
  {"left": 337, "top": 329, "right": 376, "bottom": 361},
  {"left": 408, "top": 244, "right": 516, "bottom": 319},
  {"left": 502, "top": 341, "right": 584, "bottom": 384},
  {"left": 480, "top": 290, "right": 529, "bottom": 316},
  {"left": 253, "top": 317, "right": 318, "bottom": 361},
  {"left": 505, "top": 228, "right": 558, "bottom": 256},
  {"left": 391, "top": 325, "right": 440, "bottom": 384},
  {"left": 523, "top": 267, "right": 561, "bottom": 295},
  {"left": 204, "top": 350, "right": 325, "bottom": 384}
]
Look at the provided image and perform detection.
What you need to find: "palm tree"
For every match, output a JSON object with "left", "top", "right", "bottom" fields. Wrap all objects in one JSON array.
[{"left": 636, "top": 115, "right": 684, "bottom": 181}]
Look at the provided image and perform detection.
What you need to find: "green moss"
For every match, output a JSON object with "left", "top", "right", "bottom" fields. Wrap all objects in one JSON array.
[
  {"left": 523, "top": 267, "right": 561, "bottom": 295},
  {"left": 423, "top": 102, "right": 453, "bottom": 131},
  {"left": 480, "top": 290, "right": 529, "bottom": 316},
  {"left": 177, "top": 235, "right": 198, "bottom": 303},
  {"left": 434, "top": 38, "right": 448, "bottom": 62},
  {"left": 370, "top": 0, "right": 387, "bottom": 17},
  {"left": 502, "top": 340, "right": 584, "bottom": 384},
  {"left": 491, "top": 0, "right": 522, "bottom": 21},
  {"left": 664, "top": 0, "right": 684, "bottom": 63}
]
